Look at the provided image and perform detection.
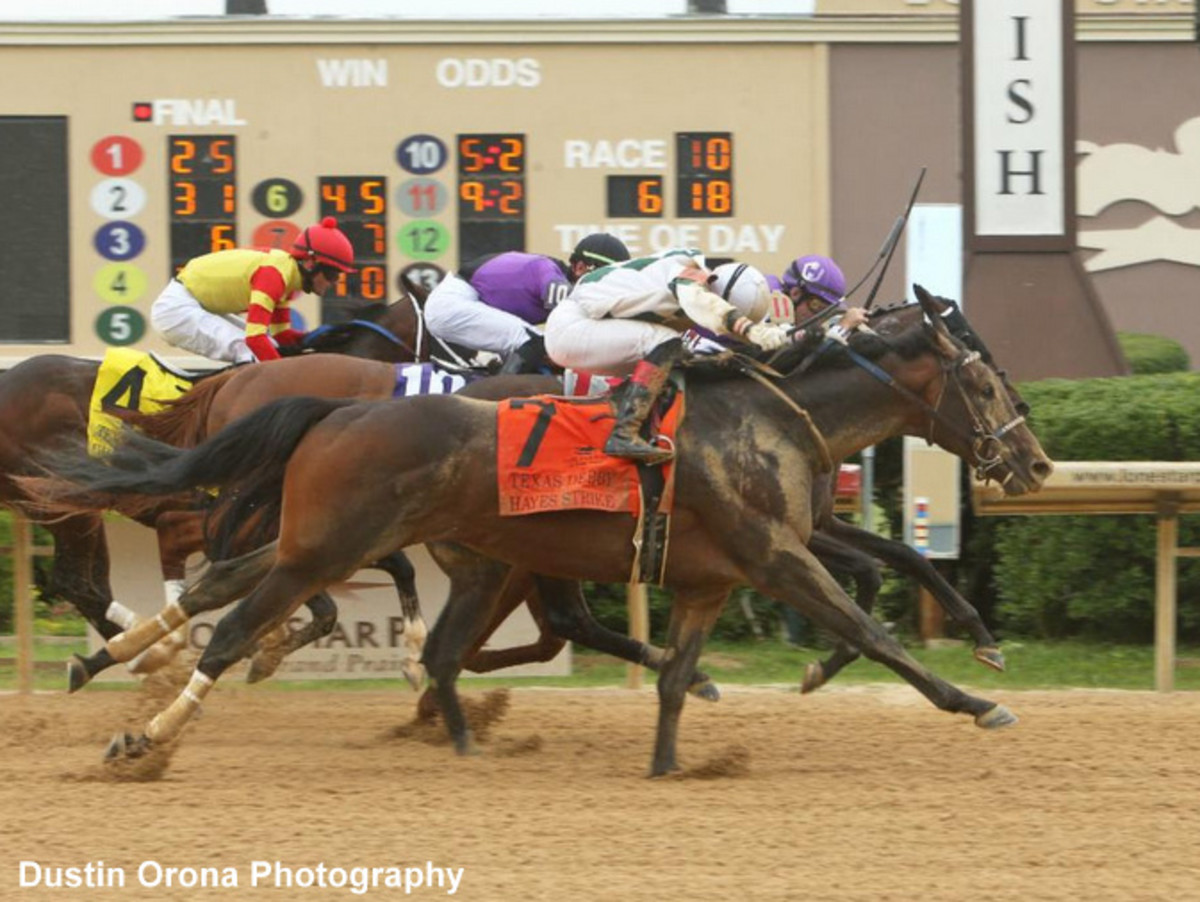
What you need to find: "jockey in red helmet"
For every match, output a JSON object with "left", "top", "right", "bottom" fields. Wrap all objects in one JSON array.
[{"left": 151, "top": 216, "right": 355, "bottom": 364}]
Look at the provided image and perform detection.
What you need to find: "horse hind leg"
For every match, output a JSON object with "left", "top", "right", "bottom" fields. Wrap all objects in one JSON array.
[
  {"left": 800, "top": 533, "right": 878, "bottom": 693},
  {"left": 246, "top": 592, "right": 338, "bottom": 683}
]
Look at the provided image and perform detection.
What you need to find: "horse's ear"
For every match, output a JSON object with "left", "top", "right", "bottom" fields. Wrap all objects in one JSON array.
[{"left": 914, "top": 283, "right": 959, "bottom": 357}]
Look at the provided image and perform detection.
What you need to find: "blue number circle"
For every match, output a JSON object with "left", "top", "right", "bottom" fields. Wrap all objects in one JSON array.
[
  {"left": 94, "top": 221, "right": 146, "bottom": 261},
  {"left": 396, "top": 134, "right": 448, "bottom": 175}
]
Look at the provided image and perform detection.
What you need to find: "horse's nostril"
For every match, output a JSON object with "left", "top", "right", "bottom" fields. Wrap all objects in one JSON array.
[{"left": 1033, "top": 459, "right": 1054, "bottom": 479}]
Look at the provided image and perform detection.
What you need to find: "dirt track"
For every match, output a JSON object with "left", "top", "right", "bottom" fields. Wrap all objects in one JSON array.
[{"left": 2, "top": 678, "right": 1199, "bottom": 901}]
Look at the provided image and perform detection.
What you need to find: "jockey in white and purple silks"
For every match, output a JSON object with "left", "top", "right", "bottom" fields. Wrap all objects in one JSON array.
[{"left": 423, "top": 233, "right": 630, "bottom": 375}]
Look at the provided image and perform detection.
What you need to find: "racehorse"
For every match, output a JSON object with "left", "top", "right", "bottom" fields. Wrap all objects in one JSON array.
[
  {"left": 22, "top": 287, "right": 1052, "bottom": 775},
  {"left": 106, "top": 299, "right": 1019, "bottom": 696},
  {"left": 0, "top": 297, "right": 426, "bottom": 654}
]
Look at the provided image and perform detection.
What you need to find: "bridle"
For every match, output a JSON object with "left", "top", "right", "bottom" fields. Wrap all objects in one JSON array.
[{"left": 837, "top": 338, "right": 1025, "bottom": 481}]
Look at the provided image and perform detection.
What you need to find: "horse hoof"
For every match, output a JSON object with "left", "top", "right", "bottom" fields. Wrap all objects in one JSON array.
[
  {"left": 453, "top": 731, "right": 480, "bottom": 757},
  {"left": 67, "top": 656, "right": 92, "bottom": 694},
  {"left": 402, "top": 662, "right": 426, "bottom": 692},
  {"left": 975, "top": 704, "right": 1018, "bottom": 730},
  {"left": 688, "top": 680, "right": 721, "bottom": 702},
  {"left": 800, "top": 662, "right": 825, "bottom": 694},
  {"left": 246, "top": 652, "right": 282, "bottom": 684},
  {"left": 974, "top": 646, "right": 1006, "bottom": 673},
  {"left": 104, "top": 732, "right": 151, "bottom": 761}
]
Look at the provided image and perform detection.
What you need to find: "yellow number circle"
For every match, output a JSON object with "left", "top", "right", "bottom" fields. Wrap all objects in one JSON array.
[{"left": 93, "top": 262, "right": 149, "bottom": 304}]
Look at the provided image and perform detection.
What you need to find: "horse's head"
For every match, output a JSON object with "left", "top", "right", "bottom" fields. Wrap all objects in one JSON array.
[
  {"left": 909, "top": 285, "right": 1052, "bottom": 495},
  {"left": 302, "top": 297, "right": 426, "bottom": 363}
]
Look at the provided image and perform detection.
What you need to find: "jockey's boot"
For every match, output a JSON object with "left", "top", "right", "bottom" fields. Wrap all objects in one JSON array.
[
  {"left": 604, "top": 338, "right": 686, "bottom": 466},
  {"left": 498, "top": 335, "right": 547, "bottom": 375}
]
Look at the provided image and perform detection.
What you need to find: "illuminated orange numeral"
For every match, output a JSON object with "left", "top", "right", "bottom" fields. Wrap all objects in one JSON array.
[
  {"left": 361, "top": 265, "right": 385, "bottom": 301},
  {"left": 331, "top": 273, "right": 348, "bottom": 297},
  {"left": 170, "top": 139, "right": 195, "bottom": 175},
  {"left": 499, "top": 138, "right": 523, "bottom": 173},
  {"left": 705, "top": 138, "right": 732, "bottom": 172},
  {"left": 499, "top": 181, "right": 523, "bottom": 216},
  {"left": 321, "top": 182, "right": 347, "bottom": 213},
  {"left": 209, "top": 223, "right": 236, "bottom": 251},
  {"left": 360, "top": 180, "right": 385, "bottom": 215},
  {"left": 173, "top": 181, "right": 197, "bottom": 217},
  {"left": 363, "top": 221, "right": 385, "bottom": 255},
  {"left": 691, "top": 180, "right": 732, "bottom": 215},
  {"left": 460, "top": 138, "right": 483, "bottom": 173},
  {"left": 222, "top": 183, "right": 236, "bottom": 214},
  {"left": 460, "top": 181, "right": 486, "bottom": 212},
  {"left": 637, "top": 179, "right": 663, "bottom": 215},
  {"left": 210, "top": 139, "right": 234, "bottom": 174}
]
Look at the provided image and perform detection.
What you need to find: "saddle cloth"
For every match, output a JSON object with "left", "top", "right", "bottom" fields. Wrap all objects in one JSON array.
[
  {"left": 496, "top": 392, "right": 683, "bottom": 518},
  {"left": 88, "top": 349, "right": 197, "bottom": 456}
]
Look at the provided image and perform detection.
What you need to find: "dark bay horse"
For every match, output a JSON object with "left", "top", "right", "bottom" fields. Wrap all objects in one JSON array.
[
  {"left": 0, "top": 297, "right": 426, "bottom": 651},
  {"left": 23, "top": 288, "right": 1052, "bottom": 775}
]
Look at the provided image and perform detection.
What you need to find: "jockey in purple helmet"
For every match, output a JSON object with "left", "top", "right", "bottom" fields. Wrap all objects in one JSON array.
[{"left": 780, "top": 253, "right": 868, "bottom": 337}]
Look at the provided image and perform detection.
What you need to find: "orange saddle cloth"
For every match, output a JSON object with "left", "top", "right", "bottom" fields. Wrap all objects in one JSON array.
[{"left": 496, "top": 393, "right": 683, "bottom": 517}]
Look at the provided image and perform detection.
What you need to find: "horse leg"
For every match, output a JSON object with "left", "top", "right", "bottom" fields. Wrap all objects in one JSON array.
[
  {"left": 128, "top": 510, "right": 208, "bottom": 676},
  {"left": 799, "top": 532, "right": 879, "bottom": 693},
  {"left": 421, "top": 558, "right": 524, "bottom": 755},
  {"left": 368, "top": 550, "right": 426, "bottom": 690},
  {"left": 72, "top": 541, "right": 280, "bottom": 694},
  {"left": 532, "top": 577, "right": 721, "bottom": 702},
  {"left": 40, "top": 516, "right": 121, "bottom": 638},
  {"left": 750, "top": 544, "right": 1014, "bottom": 728},
  {"left": 108, "top": 558, "right": 323, "bottom": 760},
  {"left": 245, "top": 592, "right": 338, "bottom": 683},
  {"left": 824, "top": 517, "right": 1004, "bottom": 671},
  {"left": 649, "top": 586, "right": 727, "bottom": 777}
]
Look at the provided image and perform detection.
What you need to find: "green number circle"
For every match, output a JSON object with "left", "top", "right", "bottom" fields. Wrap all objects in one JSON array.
[
  {"left": 95, "top": 306, "right": 146, "bottom": 346},
  {"left": 93, "top": 262, "right": 149, "bottom": 304},
  {"left": 396, "top": 220, "right": 450, "bottom": 261}
]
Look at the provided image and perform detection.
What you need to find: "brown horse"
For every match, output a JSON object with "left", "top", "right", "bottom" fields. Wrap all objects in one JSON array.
[
  {"left": 0, "top": 297, "right": 425, "bottom": 652},
  {"left": 23, "top": 288, "right": 1052, "bottom": 775}
]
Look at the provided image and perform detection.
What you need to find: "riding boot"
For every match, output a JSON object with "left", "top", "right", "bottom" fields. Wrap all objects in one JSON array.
[
  {"left": 604, "top": 338, "right": 685, "bottom": 465},
  {"left": 498, "top": 335, "right": 547, "bottom": 375}
]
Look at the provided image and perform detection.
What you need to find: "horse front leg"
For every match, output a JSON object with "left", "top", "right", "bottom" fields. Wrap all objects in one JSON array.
[
  {"left": 650, "top": 587, "right": 726, "bottom": 778},
  {"left": 824, "top": 517, "right": 1004, "bottom": 671},
  {"left": 752, "top": 543, "right": 1014, "bottom": 728},
  {"left": 369, "top": 551, "right": 426, "bottom": 690},
  {"left": 799, "top": 531, "right": 879, "bottom": 693},
  {"left": 107, "top": 559, "right": 320, "bottom": 761}
]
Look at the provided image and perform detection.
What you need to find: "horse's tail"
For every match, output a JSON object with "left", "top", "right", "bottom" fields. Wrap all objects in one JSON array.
[
  {"left": 18, "top": 395, "right": 351, "bottom": 521},
  {"left": 114, "top": 366, "right": 241, "bottom": 447}
]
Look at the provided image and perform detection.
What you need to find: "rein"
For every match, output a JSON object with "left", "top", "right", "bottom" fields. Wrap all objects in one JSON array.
[{"left": 839, "top": 341, "right": 1024, "bottom": 480}]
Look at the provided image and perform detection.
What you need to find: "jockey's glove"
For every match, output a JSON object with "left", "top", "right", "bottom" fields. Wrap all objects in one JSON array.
[{"left": 743, "top": 321, "right": 792, "bottom": 351}]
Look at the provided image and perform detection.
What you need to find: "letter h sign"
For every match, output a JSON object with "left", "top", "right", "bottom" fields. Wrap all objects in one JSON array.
[{"left": 962, "top": 0, "right": 1072, "bottom": 250}]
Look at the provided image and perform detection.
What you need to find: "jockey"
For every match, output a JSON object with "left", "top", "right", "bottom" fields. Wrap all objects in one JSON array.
[
  {"left": 781, "top": 253, "right": 867, "bottom": 335},
  {"left": 423, "top": 233, "right": 631, "bottom": 375},
  {"left": 546, "top": 248, "right": 835, "bottom": 465},
  {"left": 151, "top": 216, "right": 355, "bottom": 364}
]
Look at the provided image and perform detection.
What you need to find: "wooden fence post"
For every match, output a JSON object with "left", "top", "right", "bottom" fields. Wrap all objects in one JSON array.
[
  {"left": 13, "top": 514, "right": 34, "bottom": 694},
  {"left": 626, "top": 583, "right": 649, "bottom": 689}
]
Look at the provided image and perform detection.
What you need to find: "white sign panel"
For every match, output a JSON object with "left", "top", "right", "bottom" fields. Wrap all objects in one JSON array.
[{"left": 972, "top": 0, "right": 1065, "bottom": 237}]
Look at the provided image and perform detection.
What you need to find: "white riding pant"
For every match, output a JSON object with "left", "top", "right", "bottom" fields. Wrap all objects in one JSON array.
[
  {"left": 544, "top": 299, "right": 679, "bottom": 377},
  {"left": 150, "top": 279, "right": 256, "bottom": 364},
  {"left": 424, "top": 273, "right": 538, "bottom": 357}
]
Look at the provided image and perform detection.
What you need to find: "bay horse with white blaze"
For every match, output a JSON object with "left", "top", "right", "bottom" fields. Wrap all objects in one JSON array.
[{"left": 23, "top": 287, "right": 1051, "bottom": 775}]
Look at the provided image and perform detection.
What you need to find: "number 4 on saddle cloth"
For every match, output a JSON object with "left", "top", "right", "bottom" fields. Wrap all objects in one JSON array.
[
  {"left": 88, "top": 349, "right": 201, "bottom": 456},
  {"left": 497, "top": 380, "right": 685, "bottom": 585}
]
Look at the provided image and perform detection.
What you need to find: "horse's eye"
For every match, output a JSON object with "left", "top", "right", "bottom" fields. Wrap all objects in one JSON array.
[{"left": 982, "top": 384, "right": 996, "bottom": 401}]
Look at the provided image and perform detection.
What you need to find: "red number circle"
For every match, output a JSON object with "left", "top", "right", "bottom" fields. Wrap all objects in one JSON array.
[
  {"left": 251, "top": 220, "right": 301, "bottom": 253},
  {"left": 91, "top": 136, "right": 144, "bottom": 176}
]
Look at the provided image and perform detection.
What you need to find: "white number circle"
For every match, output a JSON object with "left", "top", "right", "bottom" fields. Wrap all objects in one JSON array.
[{"left": 90, "top": 178, "right": 147, "bottom": 219}]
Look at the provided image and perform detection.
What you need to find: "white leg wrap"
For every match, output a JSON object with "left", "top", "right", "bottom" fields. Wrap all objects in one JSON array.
[
  {"left": 145, "top": 670, "right": 214, "bottom": 744},
  {"left": 106, "top": 602, "right": 187, "bottom": 663},
  {"left": 105, "top": 601, "right": 140, "bottom": 631},
  {"left": 163, "top": 579, "right": 187, "bottom": 606}
]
